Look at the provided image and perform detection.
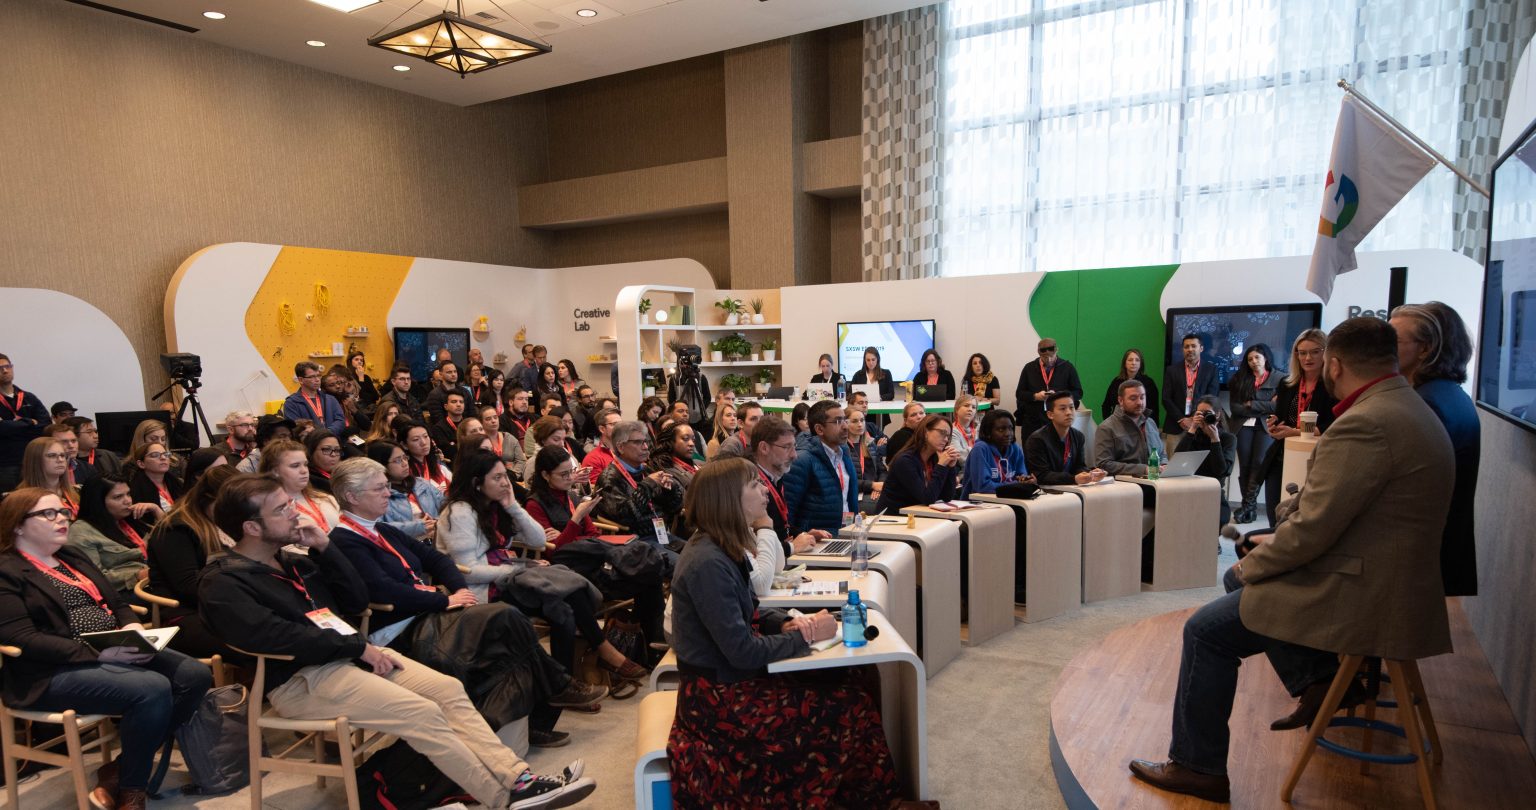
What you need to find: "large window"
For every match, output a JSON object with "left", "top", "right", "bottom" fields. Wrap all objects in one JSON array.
[{"left": 939, "top": 0, "right": 1468, "bottom": 276}]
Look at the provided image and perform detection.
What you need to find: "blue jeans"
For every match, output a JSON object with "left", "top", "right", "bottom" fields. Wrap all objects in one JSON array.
[
  {"left": 30, "top": 648, "right": 212, "bottom": 790},
  {"left": 1169, "top": 576, "right": 1337, "bottom": 776}
]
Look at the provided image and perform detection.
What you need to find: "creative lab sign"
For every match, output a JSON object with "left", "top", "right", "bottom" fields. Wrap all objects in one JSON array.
[{"left": 573, "top": 306, "right": 610, "bottom": 333}]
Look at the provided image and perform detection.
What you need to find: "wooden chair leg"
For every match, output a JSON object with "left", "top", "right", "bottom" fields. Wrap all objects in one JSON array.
[
  {"left": 1387, "top": 661, "right": 1438, "bottom": 810},
  {"left": 314, "top": 732, "right": 327, "bottom": 788},
  {"left": 62, "top": 711, "right": 89, "bottom": 810},
  {"left": 1282, "top": 654, "right": 1364, "bottom": 802},
  {"left": 1401, "top": 661, "right": 1443, "bottom": 766},
  {"left": 337, "top": 718, "right": 361, "bottom": 810},
  {"left": 3, "top": 711, "right": 22, "bottom": 810},
  {"left": 1359, "top": 689, "right": 1379, "bottom": 776}
]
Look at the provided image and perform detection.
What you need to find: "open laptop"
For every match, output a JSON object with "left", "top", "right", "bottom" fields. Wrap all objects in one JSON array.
[
  {"left": 851, "top": 383, "right": 883, "bottom": 402},
  {"left": 912, "top": 382, "right": 951, "bottom": 402},
  {"left": 806, "top": 382, "right": 835, "bottom": 399},
  {"left": 800, "top": 540, "right": 881, "bottom": 559},
  {"left": 1159, "top": 449, "right": 1209, "bottom": 478}
]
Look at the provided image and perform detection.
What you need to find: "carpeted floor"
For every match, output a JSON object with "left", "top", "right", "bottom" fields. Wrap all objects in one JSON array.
[{"left": 8, "top": 530, "right": 1249, "bottom": 809}]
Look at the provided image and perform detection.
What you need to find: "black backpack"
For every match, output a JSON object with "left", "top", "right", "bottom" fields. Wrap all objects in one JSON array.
[{"left": 354, "top": 739, "right": 469, "bottom": 810}]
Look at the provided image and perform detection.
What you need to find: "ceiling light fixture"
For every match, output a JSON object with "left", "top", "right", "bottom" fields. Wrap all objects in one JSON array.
[
  {"left": 306, "top": 40, "right": 327, "bottom": 47},
  {"left": 575, "top": 8, "right": 598, "bottom": 17},
  {"left": 306, "top": 0, "right": 381, "bottom": 12},
  {"left": 202, "top": 11, "right": 226, "bottom": 20},
  {"left": 367, "top": 0, "right": 551, "bottom": 77},
  {"left": 392, "top": 65, "right": 411, "bottom": 71}
]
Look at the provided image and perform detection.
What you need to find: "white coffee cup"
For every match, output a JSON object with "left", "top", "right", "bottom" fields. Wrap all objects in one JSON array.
[{"left": 1298, "top": 410, "right": 1318, "bottom": 434}]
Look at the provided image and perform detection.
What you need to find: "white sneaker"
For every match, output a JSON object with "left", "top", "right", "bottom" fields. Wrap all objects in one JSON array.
[
  {"left": 562, "top": 759, "right": 585, "bottom": 784},
  {"left": 507, "top": 773, "right": 597, "bottom": 809}
]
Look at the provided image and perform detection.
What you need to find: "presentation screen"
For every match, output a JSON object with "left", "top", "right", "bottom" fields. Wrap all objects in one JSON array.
[
  {"left": 392, "top": 327, "right": 471, "bottom": 383},
  {"left": 837, "top": 320, "right": 936, "bottom": 382},
  {"left": 1478, "top": 116, "right": 1536, "bottom": 433},
  {"left": 1165, "top": 305, "right": 1322, "bottom": 386}
]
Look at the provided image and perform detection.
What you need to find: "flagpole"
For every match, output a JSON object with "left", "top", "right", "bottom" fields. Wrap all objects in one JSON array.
[{"left": 1337, "top": 79, "right": 1491, "bottom": 199}]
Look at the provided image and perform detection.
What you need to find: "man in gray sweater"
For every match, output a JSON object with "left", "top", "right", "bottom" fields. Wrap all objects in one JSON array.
[{"left": 1093, "top": 379, "right": 1167, "bottom": 476}]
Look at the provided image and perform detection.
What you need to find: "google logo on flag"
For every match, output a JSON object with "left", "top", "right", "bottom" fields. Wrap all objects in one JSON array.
[{"left": 1317, "top": 170, "right": 1359, "bottom": 237}]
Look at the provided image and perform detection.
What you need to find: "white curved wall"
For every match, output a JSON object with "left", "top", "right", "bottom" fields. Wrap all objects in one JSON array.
[{"left": 0, "top": 289, "right": 144, "bottom": 417}]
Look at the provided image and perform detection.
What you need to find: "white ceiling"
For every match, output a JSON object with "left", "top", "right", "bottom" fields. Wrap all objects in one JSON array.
[{"left": 88, "top": 0, "right": 929, "bottom": 106}]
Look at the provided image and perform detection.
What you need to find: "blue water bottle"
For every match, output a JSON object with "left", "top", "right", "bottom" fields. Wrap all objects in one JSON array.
[{"left": 842, "top": 590, "right": 868, "bottom": 647}]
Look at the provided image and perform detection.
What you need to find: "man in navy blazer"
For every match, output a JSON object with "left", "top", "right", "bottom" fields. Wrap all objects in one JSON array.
[
  {"left": 1161, "top": 334, "right": 1219, "bottom": 446},
  {"left": 281, "top": 361, "right": 346, "bottom": 434},
  {"left": 782, "top": 401, "right": 858, "bottom": 534}
]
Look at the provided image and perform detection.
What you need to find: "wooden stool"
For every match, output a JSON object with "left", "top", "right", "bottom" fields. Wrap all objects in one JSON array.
[{"left": 1282, "top": 654, "right": 1443, "bottom": 809}]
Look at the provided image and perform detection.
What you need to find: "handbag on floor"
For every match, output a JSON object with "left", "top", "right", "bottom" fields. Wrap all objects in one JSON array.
[
  {"left": 354, "top": 738, "right": 469, "bottom": 810},
  {"left": 601, "top": 608, "right": 647, "bottom": 699}
]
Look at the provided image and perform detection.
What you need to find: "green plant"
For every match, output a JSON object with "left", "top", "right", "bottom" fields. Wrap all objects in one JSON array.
[
  {"left": 756, "top": 367, "right": 777, "bottom": 384},
  {"left": 713, "top": 298, "right": 740, "bottom": 315},
  {"left": 718, "top": 374, "right": 753, "bottom": 396},
  {"left": 759, "top": 337, "right": 778, "bottom": 351},
  {"left": 638, "top": 298, "right": 652, "bottom": 314},
  {"left": 750, "top": 297, "right": 765, "bottom": 314},
  {"left": 666, "top": 339, "right": 685, "bottom": 356},
  {"left": 719, "top": 333, "right": 754, "bottom": 359},
  {"left": 708, "top": 338, "right": 729, "bottom": 353}
]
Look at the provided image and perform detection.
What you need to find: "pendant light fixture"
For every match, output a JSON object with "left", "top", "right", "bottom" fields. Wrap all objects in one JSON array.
[{"left": 367, "top": 0, "right": 551, "bottom": 77}]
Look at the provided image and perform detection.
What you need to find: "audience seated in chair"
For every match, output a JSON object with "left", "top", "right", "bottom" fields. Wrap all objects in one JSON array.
[
  {"left": 594, "top": 420, "right": 684, "bottom": 550},
  {"left": 143, "top": 465, "right": 244, "bottom": 661},
  {"left": 364, "top": 440, "right": 442, "bottom": 543},
  {"left": 783, "top": 401, "right": 859, "bottom": 534},
  {"left": 65, "top": 474, "right": 159, "bottom": 602}
]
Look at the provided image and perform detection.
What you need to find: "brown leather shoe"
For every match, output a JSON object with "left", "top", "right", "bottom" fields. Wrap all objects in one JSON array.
[
  {"left": 94, "top": 758, "right": 119, "bottom": 796},
  {"left": 115, "top": 789, "right": 147, "bottom": 810},
  {"left": 1271, "top": 677, "right": 1368, "bottom": 731},
  {"left": 88, "top": 787, "right": 116, "bottom": 810},
  {"left": 1129, "top": 759, "right": 1231, "bottom": 803}
]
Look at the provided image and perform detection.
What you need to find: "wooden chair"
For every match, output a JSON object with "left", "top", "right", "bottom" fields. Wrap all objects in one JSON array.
[
  {"left": 131, "top": 580, "right": 229, "bottom": 687},
  {"left": 0, "top": 645, "right": 120, "bottom": 810},
  {"left": 227, "top": 645, "right": 388, "bottom": 810}
]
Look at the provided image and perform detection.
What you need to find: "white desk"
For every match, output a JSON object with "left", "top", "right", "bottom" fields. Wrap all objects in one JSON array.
[
  {"left": 1042, "top": 481, "right": 1143, "bottom": 602},
  {"left": 1281, "top": 434, "right": 1317, "bottom": 494},
  {"left": 760, "top": 569, "right": 890, "bottom": 618},
  {"left": 1114, "top": 475, "right": 1221, "bottom": 590},
  {"left": 898, "top": 504, "right": 1016, "bottom": 645},
  {"left": 754, "top": 398, "right": 989, "bottom": 415},
  {"left": 860, "top": 517, "right": 962, "bottom": 676},
  {"left": 789, "top": 539, "right": 918, "bottom": 654},
  {"left": 971, "top": 492, "right": 1082, "bottom": 622}
]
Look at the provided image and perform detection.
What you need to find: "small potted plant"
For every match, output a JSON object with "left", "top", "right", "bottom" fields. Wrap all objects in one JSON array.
[
  {"left": 642, "top": 369, "right": 661, "bottom": 397},
  {"left": 708, "top": 338, "right": 726, "bottom": 363},
  {"left": 755, "top": 366, "right": 776, "bottom": 394},
  {"left": 720, "top": 333, "right": 754, "bottom": 363},
  {"left": 749, "top": 298, "right": 766, "bottom": 325},
  {"left": 666, "top": 339, "right": 685, "bottom": 364},
  {"left": 713, "top": 298, "right": 741, "bottom": 326},
  {"left": 759, "top": 337, "right": 778, "bottom": 362},
  {"left": 638, "top": 298, "right": 652, "bottom": 324},
  {"left": 719, "top": 373, "right": 753, "bottom": 397}
]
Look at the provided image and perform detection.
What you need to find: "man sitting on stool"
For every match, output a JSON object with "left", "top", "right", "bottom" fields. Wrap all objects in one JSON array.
[{"left": 1128, "top": 317, "right": 1455, "bottom": 803}]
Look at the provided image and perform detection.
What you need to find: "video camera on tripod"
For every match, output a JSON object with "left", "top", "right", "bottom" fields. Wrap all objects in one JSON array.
[{"left": 153, "top": 352, "right": 215, "bottom": 448}]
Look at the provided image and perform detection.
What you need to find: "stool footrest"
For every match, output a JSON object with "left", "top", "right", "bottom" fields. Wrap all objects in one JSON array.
[{"left": 1317, "top": 716, "right": 1426, "bottom": 765}]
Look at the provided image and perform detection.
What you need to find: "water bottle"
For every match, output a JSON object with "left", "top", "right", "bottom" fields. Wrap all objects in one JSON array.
[
  {"left": 835, "top": 377, "right": 846, "bottom": 401},
  {"left": 1147, "top": 447, "right": 1161, "bottom": 480},
  {"left": 850, "top": 513, "right": 870, "bottom": 579},
  {"left": 842, "top": 590, "right": 868, "bottom": 647}
]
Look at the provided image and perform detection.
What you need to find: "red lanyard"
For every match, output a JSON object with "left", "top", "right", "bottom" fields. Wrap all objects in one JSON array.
[
  {"left": 407, "top": 492, "right": 424, "bottom": 518},
  {"left": 226, "top": 438, "right": 247, "bottom": 459},
  {"left": 23, "top": 552, "right": 110, "bottom": 614},
  {"left": 61, "top": 490, "right": 78, "bottom": 517},
  {"left": 961, "top": 422, "right": 977, "bottom": 446},
  {"left": 339, "top": 515, "right": 427, "bottom": 586},
  {"left": 294, "top": 496, "right": 331, "bottom": 531},
  {"left": 0, "top": 390, "right": 25, "bottom": 420},
  {"left": 610, "top": 461, "right": 638, "bottom": 489},
  {"left": 119, "top": 520, "right": 147, "bottom": 558},
  {"left": 444, "top": 416, "right": 459, "bottom": 434},
  {"left": 1297, "top": 378, "right": 1316, "bottom": 421},
  {"left": 86, "top": 449, "right": 96, "bottom": 467},
  {"left": 921, "top": 456, "right": 935, "bottom": 483},
  {"left": 855, "top": 444, "right": 865, "bottom": 475},
  {"left": 1255, "top": 370, "right": 1269, "bottom": 389},
  {"left": 1062, "top": 439, "right": 1072, "bottom": 470},
  {"left": 490, "top": 433, "right": 503, "bottom": 456},
  {"left": 268, "top": 563, "right": 318, "bottom": 610},
  {"left": 1185, "top": 363, "right": 1199, "bottom": 390},
  {"left": 153, "top": 481, "right": 174, "bottom": 508},
  {"left": 1041, "top": 363, "right": 1055, "bottom": 390},
  {"left": 757, "top": 467, "right": 788, "bottom": 520},
  {"left": 302, "top": 391, "right": 325, "bottom": 421},
  {"left": 508, "top": 416, "right": 529, "bottom": 440},
  {"left": 672, "top": 457, "right": 697, "bottom": 474},
  {"left": 412, "top": 455, "right": 446, "bottom": 484}
]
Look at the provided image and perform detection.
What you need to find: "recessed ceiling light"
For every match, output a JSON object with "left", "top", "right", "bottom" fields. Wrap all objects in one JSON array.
[
  {"left": 392, "top": 65, "right": 411, "bottom": 72},
  {"left": 575, "top": 8, "right": 598, "bottom": 17},
  {"left": 305, "top": 0, "right": 381, "bottom": 11},
  {"left": 306, "top": 40, "right": 326, "bottom": 47},
  {"left": 202, "top": 11, "right": 226, "bottom": 20}
]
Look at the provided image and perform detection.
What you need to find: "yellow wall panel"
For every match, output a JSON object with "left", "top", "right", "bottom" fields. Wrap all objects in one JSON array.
[{"left": 244, "top": 246, "right": 413, "bottom": 390}]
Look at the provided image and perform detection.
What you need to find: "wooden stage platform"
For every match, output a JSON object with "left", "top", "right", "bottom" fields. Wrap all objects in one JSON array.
[{"left": 1049, "top": 600, "right": 1536, "bottom": 808}]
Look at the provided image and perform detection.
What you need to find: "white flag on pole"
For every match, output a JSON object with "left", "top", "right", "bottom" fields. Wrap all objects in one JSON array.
[{"left": 1306, "top": 95, "right": 1435, "bottom": 303}]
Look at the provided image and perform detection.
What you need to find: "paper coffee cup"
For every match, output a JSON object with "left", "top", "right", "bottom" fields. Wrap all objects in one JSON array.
[{"left": 1298, "top": 411, "right": 1318, "bottom": 433}]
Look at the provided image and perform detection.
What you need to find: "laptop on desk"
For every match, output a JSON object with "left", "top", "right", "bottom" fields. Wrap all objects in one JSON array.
[
  {"left": 1159, "top": 449, "right": 1208, "bottom": 478},
  {"left": 800, "top": 540, "right": 882, "bottom": 559},
  {"left": 912, "top": 382, "right": 951, "bottom": 402}
]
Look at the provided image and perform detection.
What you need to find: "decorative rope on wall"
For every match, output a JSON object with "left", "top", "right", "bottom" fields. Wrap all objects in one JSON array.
[
  {"left": 278, "top": 303, "right": 297, "bottom": 336},
  {"left": 314, "top": 283, "right": 331, "bottom": 315}
]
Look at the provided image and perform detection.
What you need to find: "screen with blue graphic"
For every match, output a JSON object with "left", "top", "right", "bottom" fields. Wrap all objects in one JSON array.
[
  {"left": 392, "top": 327, "right": 470, "bottom": 383},
  {"left": 837, "top": 320, "right": 936, "bottom": 382}
]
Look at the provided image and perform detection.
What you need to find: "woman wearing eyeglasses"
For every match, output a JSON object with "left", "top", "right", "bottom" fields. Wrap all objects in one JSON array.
[
  {"left": 126, "top": 441, "right": 183, "bottom": 513},
  {"left": 303, "top": 429, "right": 345, "bottom": 495},
  {"left": 876, "top": 414, "right": 961, "bottom": 514},
  {"left": 129, "top": 419, "right": 186, "bottom": 481},
  {"left": 1257, "top": 329, "right": 1337, "bottom": 527},
  {"left": 19, "top": 436, "right": 78, "bottom": 516},
  {"left": 365, "top": 440, "right": 442, "bottom": 543},
  {"left": 0, "top": 488, "right": 212, "bottom": 810},
  {"left": 66, "top": 474, "right": 161, "bottom": 600},
  {"left": 259, "top": 438, "right": 341, "bottom": 533}
]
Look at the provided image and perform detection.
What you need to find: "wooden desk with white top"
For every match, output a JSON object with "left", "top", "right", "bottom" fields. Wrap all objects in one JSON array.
[
  {"left": 1113, "top": 474, "right": 1221, "bottom": 590},
  {"left": 1041, "top": 480, "right": 1143, "bottom": 602},
  {"left": 789, "top": 539, "right": 918, "bottom": 656},
  {"left": 971, "top": 492, "right": 1082, "bottom": 622},
  {"left": 759, "top": 568, "right": 890, "bottom": 618},
  {"left": 898, "top": 503, "right": 1016, "bottom": 645},
  {"left": 859, "top": 516, "right": 962, "bottom": 676}
]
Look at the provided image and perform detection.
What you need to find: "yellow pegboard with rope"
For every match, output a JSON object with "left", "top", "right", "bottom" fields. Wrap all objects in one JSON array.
[{"left": 244, "top": 246, "right": 413, "bottom": 390}]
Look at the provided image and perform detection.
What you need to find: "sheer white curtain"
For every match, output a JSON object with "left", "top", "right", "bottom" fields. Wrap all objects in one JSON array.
[{"left": 939, "top": 0, "right": 1473, "bottom": 276}]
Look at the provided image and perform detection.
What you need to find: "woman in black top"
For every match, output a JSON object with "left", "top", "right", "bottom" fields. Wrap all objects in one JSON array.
[
  {"left": 0, "top": 488, "right": 211, "bottom": 810},
  {"left": 851, "top": 347, "right": 897, "bottom": 401},
  {"left": 126, "top": 441, "right": 184, "bottom": 512},
  {"left": 964, "top": 353, "right": 1003, "bottom": 407},
  {"left": 809, "top": 353, "right": 845, "bottom": 388},
  {"left": 911, "top": 349, "right": 957, "bottom": 398},
  {"left": 876, "top": 414, "right": 961, "bottom": 513},
  {"left": 144, "top": 465, "right": 242, "bottom": 660},
  {"left": 534, "top": 362, "right": 566, "bottom": 408},
  {"left": 346, "top": 351, "right": 379, "bottom": 410},
  {"left": 1100, "top": 348, "right": 1160, "bottom": 424},
  {"left": 1259, "top": 329, "right": 1337, "bottom": 527},
  {"left": 1227, "top": 343, "right": 1279, "bottom": 523}
]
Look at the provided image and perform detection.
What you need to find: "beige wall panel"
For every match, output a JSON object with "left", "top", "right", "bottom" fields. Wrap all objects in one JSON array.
[
  {"left": 802, "top": 137, "right": 862, "bottom": 196},
  {"left": 829, "top": 197, "right": 864, "bottom": 284},
  {"left": 724, "top": 41, "right": 798, "bottom": 288},
  {"left": 826, "top": 23, "right": 865, "bottom": 140},
  {"left": 552, "top": 213, "right": 731, "bottom": 289},
  {"left": 519, "top": 158, "right": 728, "bottom": 228}
]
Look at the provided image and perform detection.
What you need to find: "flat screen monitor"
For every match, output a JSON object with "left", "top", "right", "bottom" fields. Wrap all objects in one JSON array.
[
  {"left": 1479, "top": 116, "right": 1536, "bottom": 432},
  {"left": 837, "top": 319, "right": 936, "bottom": 382},
  {"left": 1165, "top": 305, "right": 1322, "bottom": 386},
  {"left": 392, "top": 328, "right": 472, "bottom": 383}
]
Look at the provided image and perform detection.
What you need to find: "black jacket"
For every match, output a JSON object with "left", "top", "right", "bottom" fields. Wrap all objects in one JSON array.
[
  {"left": 1100, "top": 373, "right": 1160, "bottom": 426},
  {"left": 0, "top": 547, "right": 141, "bottom": 707},
  {"left": 1024, "top": 425, "right": 1089, "bottom": 485},
  {"left": 379, "top": 388, "right": 423, "bottom": 422},
  {"left": 0, "top": 388, "right": 49, "bottom": 468},
  {"left": 850, "top": 370, "right": 896, "bottom": 402},
  {"left": 1174, "top": 427, "right": 1237, "bottom": 480},
  {"left": 423, "top": 385, "right": 472, "bottom": 425},
  {"left": 128, "top": 470, "right": 184, "bottom": 509},
  {"left": 428, "top": 417, "right": 461, "bottom": 463},
  {"left": 1015, "top": 359, "right": 1084, "bottom": 435},
  {"left": 329, "top": 521, "right": 466, "bottom": 630},
  {"left": 910, "top": 369, "right": 957, "bottom": 401},
  {"left": 875, "top": 451, "right": 958, "bottom": 513},
  {"left": 596, "top": 462, "right": 683, "bottom": 541},
  {"left": 145, "top": 519, "right": 213, "bottom": 621},
  {"left": 1160, "top": 362, "right": 1220, "bottom": 434},
  {"left": 198, "top": 543, "right": 370, "bottom": 690}
]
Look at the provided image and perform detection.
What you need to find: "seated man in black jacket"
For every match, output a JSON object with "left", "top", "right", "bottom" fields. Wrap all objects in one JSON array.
[
  {"left": 198, "top": 474, "right": 595, "bottom": 809},
  {"left": 1025, "top": 391, "right": 1106, "bottom": 486},
  {"left": 1174, "top": 396, "right": 1237, "bottom": 528},
  {"left": 595, "top": 420, "right": 684, "bottom": 550}
]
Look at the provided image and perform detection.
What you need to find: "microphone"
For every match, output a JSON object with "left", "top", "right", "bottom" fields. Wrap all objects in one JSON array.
[{"left": 863, "top": 625, "right": 880, "bottom": 641}]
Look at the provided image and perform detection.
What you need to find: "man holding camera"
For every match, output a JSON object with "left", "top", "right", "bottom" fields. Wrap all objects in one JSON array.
[
  {"left": 1172, "top": 395, "right": 1237, "bottom": 527},
  {"left": 1015, "top": 338, "right": 1083, "bottom": 440}
]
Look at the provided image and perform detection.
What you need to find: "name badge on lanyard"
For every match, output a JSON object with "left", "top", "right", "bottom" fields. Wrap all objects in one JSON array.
[
  {"left": 305, "top": 608, "right": 357, "bottom": 635},
  {"left": 651, "top": 516, "right": 668, "bottom": 541}
]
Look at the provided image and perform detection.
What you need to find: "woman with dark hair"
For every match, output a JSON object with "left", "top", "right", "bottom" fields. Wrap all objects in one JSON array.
[
  {"left": 534, "top": 362, "right": 566, "bottom": 408},
  {"left": 144, "top": 464, "right": 241, "bottom": 659},
  {"left": 65, "top": 473, "right": 158, "bottom": 599},
  {"left": 126, "top": 441, "right": 183, "bottom": 512},
  {"left": 556, "top": 359, "right": 583, "bottom": 398},
  {"left": 484, "top": 367, "right": 507, "bottom": 416},
  {"left": 876, "top": 414, "right": 961, "bottom": 513},
  {"left": 1174, "top": 395, "right": 1237, "bottom": 528},
  {"left": 1391, "top": 302, "right": 1480, "bottom": 596},
  {"left": 1100, "top": 348, "right": 1160, "bottom": 423},
  {"left": 303, "top": 429, "right": 345, "bottom": 494},
  {"left": 647, "top": 419, "right": 699, "bottom": 496},
  {"left": 809, "top": 353, "right": 845, "bottom": 387},
  {"left": 850, "top": 346, "right": 896, "bottom": 401},
  {"left": 182, "top": 446, "right": 229, "bottom": 488},
  {"left": 526, "top": 445, "right": 667, "bottom": 661},
  {"left": 20, "top": 436, "right": 78, "bottom": 517},
  {"left": 394, "top": 418, "right": 451, "bottom": 493},
  {"left": 346, "top": 350, "right": 380, "bottom": 410},
  {"left": 911, "top": 349, "right": 957, "bottom": 398},
  {"left": 962, "top": 409, "right": 1030, "bottom": 497},
  {"left": 844, "top": 407, "right": 886, "bottom": 511},
  {"left": 366, "top": 440, "right": 442, "bottom": 542},
  {"left": 0, "top": 488, "right": 212, "bottom": 810},
  {"left": 666, "top": 459, "right": 896, "bottom": 808},
  {"left": 790, "top": 402, "right": 811, "bottom": 437},
  {"left": 1228, "top": 343, "right": 1279, "bottom": 523},
  {"left": 464, "top": 362, "right": 496, "bottom": 413},
  {"left": 636, "top": 396, "right": 666, "bottom": 440},
  {"left": 438, "top": 450, "right": 646, "bottom": 687},
  {"left": 965, "top": 353, "right": 1002, "bottom": 407}
]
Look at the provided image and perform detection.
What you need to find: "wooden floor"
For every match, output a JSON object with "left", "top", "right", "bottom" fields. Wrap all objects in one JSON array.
[{"left": 1049, "top": 600, "right": 1536, "bottom": 808}]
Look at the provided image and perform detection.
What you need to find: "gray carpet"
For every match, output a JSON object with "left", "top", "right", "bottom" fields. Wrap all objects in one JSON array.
[{"left": 10, "top": 534, "right": 1247, "bottom": 809}]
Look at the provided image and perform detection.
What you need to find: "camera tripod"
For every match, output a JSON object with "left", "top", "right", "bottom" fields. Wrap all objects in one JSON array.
[{"left": 151, "top": 376, "right": 217, "bottom": 450}]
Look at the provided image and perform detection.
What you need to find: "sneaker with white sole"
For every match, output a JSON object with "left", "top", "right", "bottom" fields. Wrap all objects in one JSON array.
[
  {"left": 562, "top": 759, "right": 585, "bottom": 784},
  {"left": 506, "top": 771, "right": 597, "bottom": 809}
]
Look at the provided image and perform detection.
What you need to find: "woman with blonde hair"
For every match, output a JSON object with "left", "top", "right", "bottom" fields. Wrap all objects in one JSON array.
[
  {"left": 364, "top": 399, "right": 401, "bottom": 443},
  {"left": 666, "top": 458, "right": 897, "bottom": 807},
  {"left": 1257, "top": 328, "right": 1337, "bottom": 526},
  {"left": 258, "top": 438, "right": 340, "bottom": 532},
  {"left": 19, "top": 436, "right": 78, "bottom": 516},
  {"left": 705, "top": 402, "right": 738, "bottom": 460}
]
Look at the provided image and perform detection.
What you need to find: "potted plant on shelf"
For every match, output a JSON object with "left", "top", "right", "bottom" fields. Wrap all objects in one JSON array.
[
  {"left": 666, "top": 339, "right": 685, "bottom": 364},
  {"left": 714, "top": 297, "right": 741, "bottom": 326},
  {"left": 719, "top": 374, "right": 753, "bottom": 397},
  {"left": 638, "top": 298, "right": 652, "bottom": 324},
  {"left": 641, "top": 369, "right": 662, "bottom": 397},
  {"left": 720, "top": 333, "right": 754, "bottom": 363},
  {"left": 755, "top": 366, "right": 776, "bottom": 394},
  {"left": 708, "top": 339, "right": 726, "bottom": 363},
  {"left": 760, "top": 337, "right": 778, "bottom": 362},
  {"left": 749, "top": 298, "right": 766, "bottom": 325}
]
